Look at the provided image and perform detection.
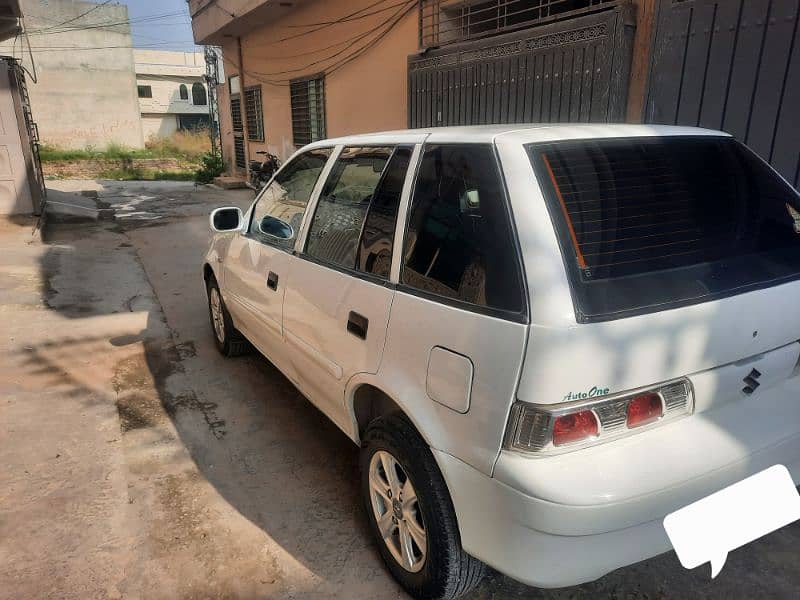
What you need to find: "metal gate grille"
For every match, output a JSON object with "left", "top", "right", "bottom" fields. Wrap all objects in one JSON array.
[
  {"left": 645, "top": 0, "right": 800, "bottom": 187},
  {"left": 420, "top": 0, "right": 616, "bottom": 48},
  {"left": 409, "top": 4, "right": 635, "bottom": 127}
]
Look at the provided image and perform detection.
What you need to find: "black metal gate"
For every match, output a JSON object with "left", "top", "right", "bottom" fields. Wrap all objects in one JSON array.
[
  {"left": 408, "top": 3, "right": 636, "bottom": 127},
  {"left": 645, "top": 0, "right": 800, "bottom": 187}
]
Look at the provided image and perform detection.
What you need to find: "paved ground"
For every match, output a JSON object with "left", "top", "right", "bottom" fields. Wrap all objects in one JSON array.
[{"left": 1, "top": 179, "right": 798, "bottom": 600}]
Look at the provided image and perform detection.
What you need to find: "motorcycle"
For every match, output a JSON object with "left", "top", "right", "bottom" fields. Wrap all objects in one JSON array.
[{"left": 249, "top": 150, "right": 281, "bottom": 190}]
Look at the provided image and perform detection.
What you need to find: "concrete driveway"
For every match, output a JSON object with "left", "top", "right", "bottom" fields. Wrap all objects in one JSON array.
[{"left": 1, "top": 180, "right": 798, "bottom": 600}]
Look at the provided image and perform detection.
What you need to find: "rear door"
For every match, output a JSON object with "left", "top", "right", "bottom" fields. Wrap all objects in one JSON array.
[
  {"left": 379, "top": 143, "right": 530, "bottom": 475},
  {"left": 283, "top": 146, "right": 414, "bottom": 431},
  {"left": 223, "top": 148, "right": 331, "bottom": 368}
]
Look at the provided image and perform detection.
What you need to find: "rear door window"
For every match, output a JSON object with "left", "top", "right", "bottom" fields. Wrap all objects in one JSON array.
[
  {"left": 531, "top": 136, "right": 800, "bottom": 322},
  {"left": 305, "top": 147, "right": 394, "bottom": 271},
  {"left": 401, "top": 144, "right": 525, "bottom": 317}
]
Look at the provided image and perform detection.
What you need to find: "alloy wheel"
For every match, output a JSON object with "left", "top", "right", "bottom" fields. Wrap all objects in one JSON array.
[
  {"left": 209, "top": 287, "right": 225, "bottom": 344},
  {"left": 368, "top": 450, "right": 427, "bottom": 572}
]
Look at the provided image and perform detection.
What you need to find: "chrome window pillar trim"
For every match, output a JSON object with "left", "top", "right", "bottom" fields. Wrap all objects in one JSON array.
[
  {"left": 390, "top": 141, "right": 426, "bottom": 285},
  {"left": 294, "top": 144, "right": 343, "bottom": 254}
]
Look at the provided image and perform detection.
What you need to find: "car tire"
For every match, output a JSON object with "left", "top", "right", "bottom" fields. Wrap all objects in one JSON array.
[
  {"left": 361, "top": 413, "right": 486, "bottom": 600},
  {"left": 206, "top": 275, "right": 249, "bottom": 357}
]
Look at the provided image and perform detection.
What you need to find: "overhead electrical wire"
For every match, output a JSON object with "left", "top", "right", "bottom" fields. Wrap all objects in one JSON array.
[
  {"left": 252, "top": 0, "right": 409, "bottom": 47},
  {"left": 285, "top": 0, "right": 409, "bottom": 28},
  {"left": 247, "top": 0, "right": 415, "bottom": 78},
  {"left": 25, "top": 11, "right": 188, "bottom": 36},
  {"left": 220, "top": 0, "right": 416, "bottom": 87},
  {"left": 32, "top": 0, "right": 113, "bottom": 33},
  {"left": 23, "top": 42, "right": 199, "bottom": 51}
]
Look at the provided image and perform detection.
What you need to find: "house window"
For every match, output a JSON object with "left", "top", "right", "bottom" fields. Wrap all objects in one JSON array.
[
  {"left": 192, "top": 82, "right": 207, "bottom": 106},
  {"left": 244, "top": 86, "right": 264, "bottom": 142},
  {"left": 178, "top": 114, "right": 210, "bottom": 130},
  {"left": 179, "top": 84, "right": 188, "bottom": 100},
  {"left": 137, "top": 85, "right": 152, "bottom": 98},
  {"left": 290, "top": 75, "right": 326, "bottom": 147}
]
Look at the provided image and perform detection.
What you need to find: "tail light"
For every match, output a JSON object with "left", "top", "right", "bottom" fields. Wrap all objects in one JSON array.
[
  {"left": 626, "top": 392, "right": 663, "bottom": 428},
  {"left": 505, "top": 379, "right": 693, "bottom": 455},
  {"left": 552, "top": 410, "right": 598, "bottom": 446}
]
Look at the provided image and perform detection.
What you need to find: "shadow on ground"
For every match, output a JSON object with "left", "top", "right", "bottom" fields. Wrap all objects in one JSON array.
[{"left": 19, "top": 180, "right": 800, "bottom": 599}]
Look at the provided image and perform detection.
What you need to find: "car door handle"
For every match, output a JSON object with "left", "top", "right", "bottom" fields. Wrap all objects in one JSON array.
[
  {"left": 267, "top": 271, "right": 279, "bottom": 291},
  {"left": 347, "top": 311, "right": 368, "bottom": 340}
]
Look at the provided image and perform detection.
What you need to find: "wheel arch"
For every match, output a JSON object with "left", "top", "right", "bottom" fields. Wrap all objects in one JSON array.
[
  {"left": 203, "top": 262, "right": 216, "bottom": 283},
  {"left": 347, "top": 378, "right": 433, "bottom": 449}
]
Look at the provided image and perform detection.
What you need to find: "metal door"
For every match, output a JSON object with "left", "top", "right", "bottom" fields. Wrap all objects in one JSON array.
[
  {"left": 408, "top": 3, "right": 636, "bottom": 127},
  {"left": 645, "top": 0, "right": 800, "bottom": 187}
]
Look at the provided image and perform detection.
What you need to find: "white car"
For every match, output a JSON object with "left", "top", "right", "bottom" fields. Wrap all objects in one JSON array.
[{"left": 203, "top": 125, "right": 800, "bottom": 599}]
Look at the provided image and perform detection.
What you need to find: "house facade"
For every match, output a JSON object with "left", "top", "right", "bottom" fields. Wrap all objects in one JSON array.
[
  {"left": 189, "top": 0, "right": 800, "bottom": 191},
  {"left": 0, "top": 0, "right": 144, "bottom": 149},
  {"left": 134, "top": 49, "right": 212, "bottom": 142}
]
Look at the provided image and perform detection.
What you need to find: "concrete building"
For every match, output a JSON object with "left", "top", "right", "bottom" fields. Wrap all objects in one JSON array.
[
  {"left": 0, "top": 0, "right": 144, "bottom": 149},
  {"left": 134, "top": 49, "right": 211, "bottom": 142},
  {"left": 189, "top": 0, "right": 800, "bottom": 192},
  {"left": 0, "top": 0, "right": 44, "bottom": 215}
]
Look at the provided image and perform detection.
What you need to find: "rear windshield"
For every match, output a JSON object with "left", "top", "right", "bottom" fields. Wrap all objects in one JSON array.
[{"left": 529, "top": 136, "right": 800, "bottom": 322}]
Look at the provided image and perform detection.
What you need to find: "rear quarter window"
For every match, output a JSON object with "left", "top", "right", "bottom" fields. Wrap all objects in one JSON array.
[{"left": 530, "top": 136, "right": 800, "bottom": 322}]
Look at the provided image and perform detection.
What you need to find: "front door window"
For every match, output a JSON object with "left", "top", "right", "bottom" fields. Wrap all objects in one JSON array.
[{"left": 250, "top": 148, "right": 332, "bottom": 250}]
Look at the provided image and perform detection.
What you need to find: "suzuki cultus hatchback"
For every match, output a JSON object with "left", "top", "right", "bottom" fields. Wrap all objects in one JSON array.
[{"left": 203, "top": 125, "right": 800, "bottom": 599}]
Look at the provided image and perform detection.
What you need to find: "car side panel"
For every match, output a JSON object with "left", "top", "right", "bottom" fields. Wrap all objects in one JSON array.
[
  {"left": 367, "top": 290, "right": 528, "bottom": 476},
  {"left": 282, "top": 259, "right": 395, "bottom": 435},
  {"left": 221, "top": 234, "right": 296, "bottom": 378}
]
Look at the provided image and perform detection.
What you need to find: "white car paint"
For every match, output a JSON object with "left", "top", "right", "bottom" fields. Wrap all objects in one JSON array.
[{"left": 205, "top": 124, "right": 800, "bottom": 588}]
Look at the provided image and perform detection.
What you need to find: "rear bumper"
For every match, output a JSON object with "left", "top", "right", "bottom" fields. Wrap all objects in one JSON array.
[{"left": 434, "top": 378, "right": 800, "bottom": 588}]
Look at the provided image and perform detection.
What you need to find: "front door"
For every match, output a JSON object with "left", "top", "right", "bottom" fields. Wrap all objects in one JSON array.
[
  {"left": 283, "top": 146, "right": 414, "bottom": 431},
  {"left": 223, "top": 147, "right": 332, "bottom": 371}
]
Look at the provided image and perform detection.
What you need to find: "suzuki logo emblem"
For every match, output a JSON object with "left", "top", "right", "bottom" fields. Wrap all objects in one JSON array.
[{"left": 742, "top": 368, "right": 762, "bottom": 395}]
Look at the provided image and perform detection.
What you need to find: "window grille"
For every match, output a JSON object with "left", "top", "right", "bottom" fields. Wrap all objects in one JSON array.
[
  {"left": 244, "top": 86, "right": 265, "bottom": 142},
  {"left": 290, "top": 75, "right": 326, "bottom": 147}
]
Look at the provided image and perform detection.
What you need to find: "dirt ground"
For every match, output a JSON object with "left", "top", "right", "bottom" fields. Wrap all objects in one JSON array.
[{"left": 1, "top": 180, "right": 798, "bottom": 600}]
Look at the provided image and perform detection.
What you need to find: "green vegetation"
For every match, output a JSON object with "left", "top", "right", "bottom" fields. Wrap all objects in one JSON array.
[
  {"left": 194, "top": 151, "right": 225, "bottom": 184},
  {"left": 97, "top": 168, "right": 196, "bottom": 182},
  {"left": 41, "top": 131, "right": 213, "bottom": 182},
  {"left": 40, "top": 130, "right": 212, "bottom": 162}
]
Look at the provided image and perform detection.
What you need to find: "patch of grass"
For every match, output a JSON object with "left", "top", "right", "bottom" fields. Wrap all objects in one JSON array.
[
  {"left": 98, "top": 167, "right": 145, "bottom": 180},
  {"left": 151, "top": 170, "right": 195, "bottom": 181},
  {"left": 97, "top": 167, "right": 195, "bottom": 181},
  {"left": 40, "top": 130, "right": 211, "bottom": 162},
  {"left": 145, "top": 129, "right": 211, "bottom": 160},
  {"left": 39, "top": 144, "right": 97, "bottom": 161}
]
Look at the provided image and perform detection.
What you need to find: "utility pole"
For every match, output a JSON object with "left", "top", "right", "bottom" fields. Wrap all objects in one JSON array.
[{"left": 204, "top": 46, "right": 223, "bottom": 158}]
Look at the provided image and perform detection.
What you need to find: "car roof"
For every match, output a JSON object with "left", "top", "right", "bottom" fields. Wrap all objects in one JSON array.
[{"left": 304, "top": 124, "right": 730, "bottom": 150}]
